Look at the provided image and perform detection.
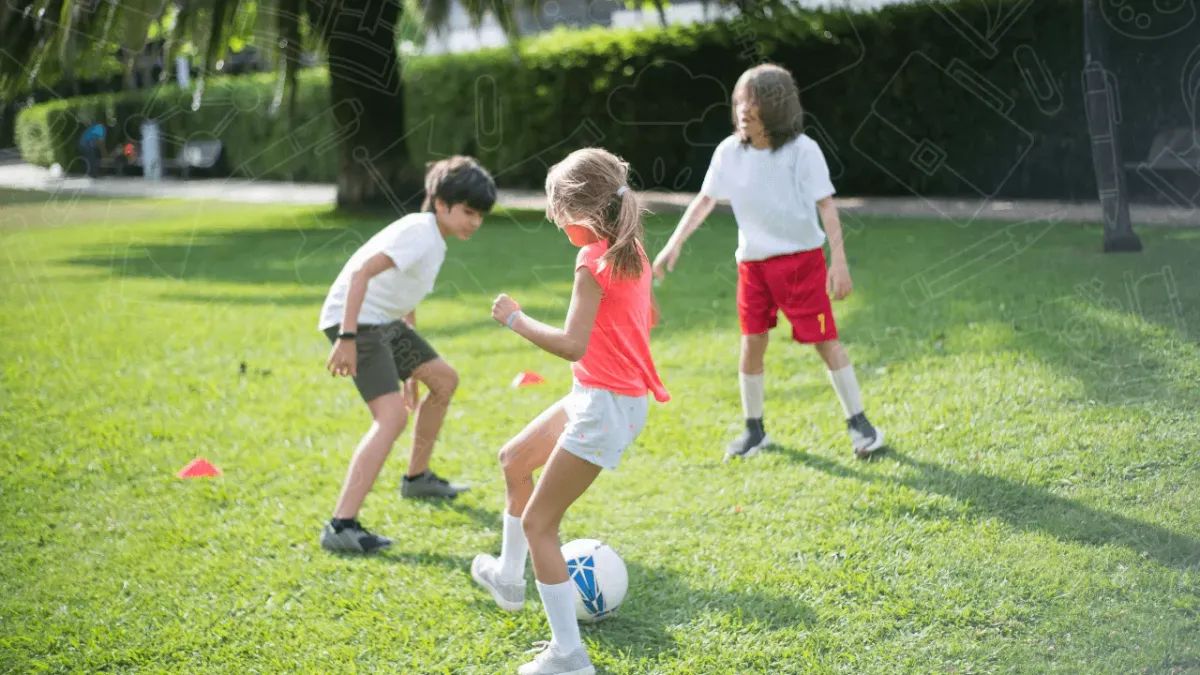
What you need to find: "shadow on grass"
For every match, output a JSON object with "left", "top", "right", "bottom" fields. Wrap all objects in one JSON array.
[
  {"left": 0, "top": 187, "right": 113, "bottom": 206},
  {"left": 581, "top": 559, "right": 817, "bottom": 664},
  {"left": 160, "top": 292, "right": 329, "bottom": 307},
  {"left": 774, "top": 444, "right": 1200, "bottom": 571},
  {"left": 62, "top": 209, "right": 561, "bottom": 290},
  {"left": 829, "top": 221, "right": 1199, "bottom": 411},
  {"left": 61, "top": 209, "right": 740, "bottom": 337},
  {"left": 60, "top": 211, "right": 1200, "bottom": 407},
  {"left": 419, "top": 499, "right": 504, "bottom": 530},
  {"left": 327, "top": 548, "right": 476, "bottom": 571}
]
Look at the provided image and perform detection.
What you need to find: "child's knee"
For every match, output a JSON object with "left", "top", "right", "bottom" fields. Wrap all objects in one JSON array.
[
  {"left": 374, "top": 402, "right": 408, "bottom": 436},
  {"left": 437, "top": 367, "right": 459, "bottom": 397},
  {"left": 498, "top": 442, "right": 523, "bottom": 475},
  {"left": 814, "top": 338, "right": 842, "bottom": 356},
  {"left": 423, "top": 363, "right": 458, "bottom": 400},
  {"left": 521, "top": 509, "right": 555, "bottom": 540}
]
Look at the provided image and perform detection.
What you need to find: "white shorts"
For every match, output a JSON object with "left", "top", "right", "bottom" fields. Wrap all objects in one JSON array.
[{"left": 558, "top": 383, "right": 649, "bottom": 471}]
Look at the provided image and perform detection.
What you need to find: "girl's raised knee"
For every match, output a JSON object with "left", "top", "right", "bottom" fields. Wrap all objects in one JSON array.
[{"left": 521, "top": 510, "right": 553, "bottom": 540}]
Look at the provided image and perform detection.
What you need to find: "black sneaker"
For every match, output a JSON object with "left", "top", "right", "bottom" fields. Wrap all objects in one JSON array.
[
  {"left": 848, "top": 412, "right": 885, "bottom": 459},
  {"left": 400, "top": 470, "right": 470, "bottom": 499},
  {"left": 725, "top": 418, "right": 771, "bottom": 460},
  {"left": 320, "top": 518, "right": 394, "bottom": 553}
]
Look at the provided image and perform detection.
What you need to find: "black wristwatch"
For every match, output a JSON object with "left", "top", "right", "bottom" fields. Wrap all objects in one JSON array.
[{"left": 337, "top": 331, "right": 357, "bottom": 340}]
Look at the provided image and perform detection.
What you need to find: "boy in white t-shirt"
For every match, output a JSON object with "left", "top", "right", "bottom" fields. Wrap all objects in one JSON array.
[
  {"left": 653, "top": 64, "right": 886, "bottom": 460},
  {"left": 318, "top": 156, "right": 497, "bottom": 553}
]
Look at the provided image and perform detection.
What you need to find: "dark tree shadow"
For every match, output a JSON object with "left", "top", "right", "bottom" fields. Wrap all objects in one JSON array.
[
  {"left": 160, "top": 292, "right": 329, "bottom": 307},
  {"left": 0, "top": 186, "right": 113, "bottom": 206},
  {"left": 772, "top": 444, "right": 1200, "bottom": 571},
  {"left": 416, "top": 499, "right": 504, "bottom": 531},
  {"left": 332, "top": 548, "right": 476, "bottom": 572},
  {"left": 577, "top": 560, "right": 817, "bottom": 666},
  {"left": 829, "top": 220, "right": 1200, "bottom": 412},
  {"left": 58, "top": 209, "right": 1200, "bottom": 412},
  {"left": 62, "top": 209, "right": 569, "bottom": 292}
]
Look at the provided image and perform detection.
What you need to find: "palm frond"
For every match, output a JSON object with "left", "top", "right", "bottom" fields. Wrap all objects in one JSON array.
[
  {"left": 651, "top": 0, "right": 666, "bottom": 26},
  {"left": 251, "top": 0, "right": 281, "bottom": 68},
  {"left": 420, "top": 0, "right": 451, "bottom": 35},
  {"left": 120, "top": 0, "right": 163, "bottom": 58},
  {"left": 191, "top": 0, "right": 231, "bottom": 105},
  {"left": 268, "top": 0, "right": 301, "bottom": 117},
  {"left": 159, "top": 0, "right": 192, "bottom": 84}
]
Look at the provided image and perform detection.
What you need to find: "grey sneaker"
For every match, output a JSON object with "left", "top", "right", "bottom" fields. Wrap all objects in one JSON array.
[
  {"left": 470, "top": 553, "right": 525, "bottom": 612},
  {"left": 400, "top": 471, "right": 469, "bottom": 499},
  {"left": 320, "top": 519, "right": 394, "bottom": 553},
  {"left": 517, "top": 642, "right": 595, "bottom": 675},
  {"left": 849, "top": 412, "right": 885, "bottom": 458},
  {"left": 725, "top": 418, "right": 770, "bottom": 460}
]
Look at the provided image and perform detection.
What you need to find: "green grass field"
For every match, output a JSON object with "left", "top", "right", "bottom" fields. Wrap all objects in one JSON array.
[{"left": 2, "top": 187, "right": 1199, "bottom": 674}]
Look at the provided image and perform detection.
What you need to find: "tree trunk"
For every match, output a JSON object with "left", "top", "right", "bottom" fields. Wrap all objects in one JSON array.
[
  {"left": 1082, "top": 0, "right": 1141, "bottom": 252},
  {"left": 317, "top": 0, "right": 423, "bottom": 212}
]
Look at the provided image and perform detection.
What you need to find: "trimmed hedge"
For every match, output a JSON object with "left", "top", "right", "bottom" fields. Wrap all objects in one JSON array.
[
  {"left": 405, "top": 0, "right": 1192, "bottom": 202},
  {"left": 15, "top": 0, "right": 1196, "bottom": 201}
]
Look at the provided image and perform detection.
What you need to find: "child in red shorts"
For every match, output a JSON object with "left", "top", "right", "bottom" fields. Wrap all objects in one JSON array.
[{"left": 653, "top": 63, "right": 885, "bottom": 460}]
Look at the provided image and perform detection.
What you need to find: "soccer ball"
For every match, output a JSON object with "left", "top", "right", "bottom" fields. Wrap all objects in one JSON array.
[{"left": 561, "top": 538, "right": 628, "bottom": 623}]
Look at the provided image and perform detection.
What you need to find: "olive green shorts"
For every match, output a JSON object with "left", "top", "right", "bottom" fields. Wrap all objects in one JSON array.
[{"left": 324, "top": 321, "right": 440, "bottom": 403}]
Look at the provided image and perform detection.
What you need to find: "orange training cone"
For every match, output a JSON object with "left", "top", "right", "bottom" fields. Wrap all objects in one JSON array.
[
  {"left": 177, "top": 457, "right": 223, "bottom": 479},
  {"left": 511, "top": 371, "right": 546, "bottom": 388}
]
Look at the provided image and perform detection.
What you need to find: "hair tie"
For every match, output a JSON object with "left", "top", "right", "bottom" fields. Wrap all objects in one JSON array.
[{"left": 616, "top": 186, "right": 628, "bottom": 197}]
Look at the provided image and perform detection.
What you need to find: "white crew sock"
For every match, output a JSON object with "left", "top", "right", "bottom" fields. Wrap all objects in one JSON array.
[
  {"left": 537, "top": 580, "right": 583, "bottom": 652},
  {"left": 827, "top": 365, "right": 864, "bottom": 418},
  {"left": 499, "top": 513, "right": 528, "bottom": 583},
  {"left": 740, "top": 372, "right": 765, "bottom": 419}
]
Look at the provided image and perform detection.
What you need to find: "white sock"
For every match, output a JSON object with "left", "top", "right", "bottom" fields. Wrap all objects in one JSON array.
[
  {"left": 827, "top": 365, "right": 864, "bottom": 418},
  {"left": 740, "top": 372, "right": 765, "bottom": 419},
  {"left": 499, "top": 513, "right": 528, "bottom": 583},
  {"left": 537, "top": 580, "right": 583, "bottom": 652}
]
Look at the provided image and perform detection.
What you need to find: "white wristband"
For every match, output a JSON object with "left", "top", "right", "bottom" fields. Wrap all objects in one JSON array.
[{"left": 507, "top": 310, "right": 522, "bottom": 329}]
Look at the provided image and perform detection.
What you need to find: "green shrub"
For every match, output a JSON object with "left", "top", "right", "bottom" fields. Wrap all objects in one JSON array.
[
  {"left": 405, "top": 0, "right": 1192, "bottom": 202},
  {"left": 15, "top": 0, "right": 1195, "bottom": 201},
  {"left": 16, "top": 69, "right": 338, "bottom": 181}
]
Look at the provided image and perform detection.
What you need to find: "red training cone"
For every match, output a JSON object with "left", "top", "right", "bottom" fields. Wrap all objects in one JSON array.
[
  {"left": 177, "top": 457, "right": 223, "bottom": 479},
  {"left": 511, "top": 371, "right": 546, "bottom": 388}
]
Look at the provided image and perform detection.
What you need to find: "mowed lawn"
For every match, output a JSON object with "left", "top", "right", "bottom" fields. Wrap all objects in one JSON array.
[{"left": 1, "top": 187, "right": 1199, "bottom": 674}]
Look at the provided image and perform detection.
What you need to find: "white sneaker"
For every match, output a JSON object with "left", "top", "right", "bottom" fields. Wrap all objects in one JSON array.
[
  {"left": 471, "top": 553, "right": 525, "bottom": 612},
  {"left": 848, "top": 412, "right": 885, "bottom": 458},
  {"left": 517, "top": 642, "right": 595, "bottom": 675}
]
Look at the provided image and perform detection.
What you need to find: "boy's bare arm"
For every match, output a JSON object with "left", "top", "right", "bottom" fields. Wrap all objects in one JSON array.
[{"left": 340, "top": 252, "right": 395, "bottom": 333}]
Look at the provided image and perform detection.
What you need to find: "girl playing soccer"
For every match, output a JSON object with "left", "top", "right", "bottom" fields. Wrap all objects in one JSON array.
[
  {"left": 472, "top": 148, "right": 670, "bottom": 675},
  {"left": 653, "top": 63, "right": 885, "bottom": 460}
]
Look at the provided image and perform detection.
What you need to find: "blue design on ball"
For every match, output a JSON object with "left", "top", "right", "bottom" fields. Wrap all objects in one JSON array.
[{"left": 567, "top": 554, "right": 610, "bottom": 618}]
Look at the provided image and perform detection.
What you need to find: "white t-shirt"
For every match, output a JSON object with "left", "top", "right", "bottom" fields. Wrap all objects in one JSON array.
[
  {"left": 699, "top": 133, "right": 836, "bottom": 262},
  {"left": 318, "top": 213, "right": 447, "bottom": 330}
]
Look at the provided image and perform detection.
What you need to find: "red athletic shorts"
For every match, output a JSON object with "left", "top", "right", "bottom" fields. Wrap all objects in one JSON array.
[{"left": 737, "top": 248, "right": 837, "bottom": 343}]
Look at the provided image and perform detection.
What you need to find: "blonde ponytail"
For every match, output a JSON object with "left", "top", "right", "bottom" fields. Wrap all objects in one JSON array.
[
  {"left": 545, "top": 148, "right": 648, "bottom": 280},
  {"left": 601, "top": 188, "right": 646, "bottom": 281}
]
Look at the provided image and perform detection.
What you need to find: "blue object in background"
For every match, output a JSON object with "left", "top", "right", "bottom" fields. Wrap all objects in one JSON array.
[{"left": 79, "top": 123, "right": 105, "bottom": 147}]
